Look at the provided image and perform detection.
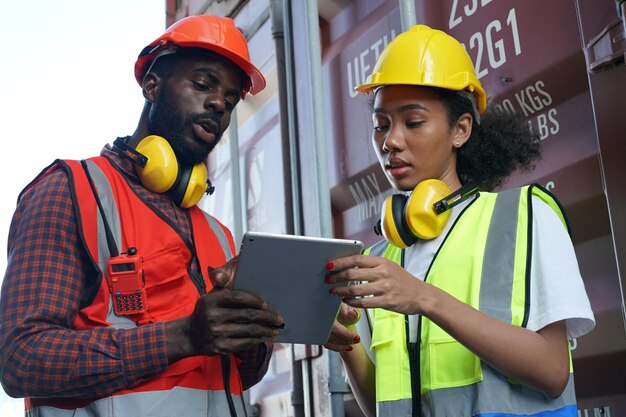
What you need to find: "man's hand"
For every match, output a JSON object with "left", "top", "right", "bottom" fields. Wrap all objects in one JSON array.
[
  {"left": 189, "top": 288, "right": 283, "bottom": 355},
  {"left": 207, "top": 256, "right": 239, "bottom": 288},
  {"left": 165, "top": 285, "right": 284, "bottom": 363}
]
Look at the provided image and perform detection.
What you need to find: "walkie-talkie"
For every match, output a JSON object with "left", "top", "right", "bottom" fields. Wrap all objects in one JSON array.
[
  {"left": 80, "top": 160, "right": 149, "bottom": 317},
  {"left": 107, "top": 247, "right": 147, "bottom": 315}
]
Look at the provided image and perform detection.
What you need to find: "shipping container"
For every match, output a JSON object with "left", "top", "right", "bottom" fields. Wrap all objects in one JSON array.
[{"left": 170, "top": 1, "right": 626, "bottom": 415}]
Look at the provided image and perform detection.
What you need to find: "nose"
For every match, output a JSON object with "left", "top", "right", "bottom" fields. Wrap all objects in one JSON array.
[
  {"left": 204, "top": 89, "right": 226, "bottom": 117},
  {"left": 381, "top": 125, "right": 404, "bottom": 153}
]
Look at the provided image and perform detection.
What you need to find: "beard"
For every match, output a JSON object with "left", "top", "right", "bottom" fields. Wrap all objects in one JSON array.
[{"left": 148, "top": 88, "right": 223, "bottom": 166}]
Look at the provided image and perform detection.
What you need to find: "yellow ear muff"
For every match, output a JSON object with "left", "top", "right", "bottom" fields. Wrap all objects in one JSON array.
[
  {"left": 178, "top": 163, "right": 208, "bottom": 208},
  {"left": 133, "top": 135, "right": 209, "bottom": 207},
  {"left": 135, "top": 135, "right": 179, "bottom": 193},
  {"left": 404, "top": 179, "right": 452, "bottom": 240},
  {"left": 380, "top": 179, "right": 454, "bottom": 248},
  {"left": 381, "top": 194, "right": 415, "bottom": 249}
]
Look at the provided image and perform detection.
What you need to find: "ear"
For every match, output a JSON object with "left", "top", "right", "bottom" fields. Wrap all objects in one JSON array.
[
  {"left": 452, "top": 113, "right": 473, "bottom": 148},
  {"left": 142, "top": 72, "right": 162, "bottom": 103}
]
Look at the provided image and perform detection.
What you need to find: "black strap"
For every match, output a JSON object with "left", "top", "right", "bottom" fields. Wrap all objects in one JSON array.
[
  {"left": 407, "top": 319, "right": 422, "bottom": 417},
  {"left": 221, "top": 354, "right": 239, "bottom": 417},
  {"left": 112, "top": 137, "right": 148, "bottom": 167}
]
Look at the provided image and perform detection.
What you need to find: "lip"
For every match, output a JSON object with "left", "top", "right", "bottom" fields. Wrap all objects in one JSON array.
[
  {"left": 192, "top": 120, "right": 218, "bottom": 144},
  {"left": 385, "top": 157, "right": 411, "bottom": 179}
]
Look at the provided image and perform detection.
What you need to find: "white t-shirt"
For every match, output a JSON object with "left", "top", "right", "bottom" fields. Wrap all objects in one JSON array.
[{"left": 404, "top": 194, "right": 595, "bottom": 340}]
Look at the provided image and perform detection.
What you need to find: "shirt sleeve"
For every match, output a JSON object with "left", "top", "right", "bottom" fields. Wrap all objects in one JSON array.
[
  {"left": 525, "top": 195, "right": 596, "bottom": 339},
  {"left": 235, "top": 342, "right": 273, "bottom": 390},
  {"left": 0, "top": 168, "right": 169, "bottom": 399}
]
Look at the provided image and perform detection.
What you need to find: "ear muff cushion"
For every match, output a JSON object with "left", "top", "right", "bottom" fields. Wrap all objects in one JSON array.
[
  {"left": 405, "top": 179, "right": 452, "bottom": 240},
  {"left": 178, "top": 163, "right": 208, "bottom": 208},
  {"left": 169, "top": 164, "right": 191, "bottom": 207},
  {"left": 135, "top": 135, "right": 179, "bottom": 193},
  {"left": 381, "top": 194, "right": 417, "bottom": 249}
]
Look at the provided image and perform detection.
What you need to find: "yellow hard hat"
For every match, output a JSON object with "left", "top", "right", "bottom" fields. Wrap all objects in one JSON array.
[{"left": 356, "top": 25, "right": 487, "bottom": 114}]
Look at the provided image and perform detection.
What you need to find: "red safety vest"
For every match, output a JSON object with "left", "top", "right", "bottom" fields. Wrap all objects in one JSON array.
[{"left": 25, "top": 157, "right": 243, "bottom": 417}]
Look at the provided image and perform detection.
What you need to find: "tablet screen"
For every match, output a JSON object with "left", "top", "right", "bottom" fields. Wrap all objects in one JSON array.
[{"left": 232, "top": 231, "right": 364, "bottom": 345}]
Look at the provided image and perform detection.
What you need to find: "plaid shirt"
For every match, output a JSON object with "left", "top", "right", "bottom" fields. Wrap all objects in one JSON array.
[{"left": 0, "top": 143, "right": 271, "bottom": 399}]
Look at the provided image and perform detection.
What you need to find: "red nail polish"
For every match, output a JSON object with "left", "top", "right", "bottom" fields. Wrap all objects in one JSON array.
[
  {"left": 353, "top": 335, "right": 361, "bottom": 343},
  {"left": 345, "top": 345, "right": 353, "bottom": 352},
  {"left": 328, "top": 288, "right": 335, "bottom": 295},
  {"left": 326, "top": 262, "right": 335, "bottom": 270}
]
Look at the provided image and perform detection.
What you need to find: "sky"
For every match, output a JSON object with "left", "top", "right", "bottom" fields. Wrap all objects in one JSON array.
[{"left": 0, "top": 0, "right": 166, "bottom": 414}]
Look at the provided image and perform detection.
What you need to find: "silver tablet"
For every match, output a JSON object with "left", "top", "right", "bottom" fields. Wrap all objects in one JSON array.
[{"left": 232, "top": 231, "right": 364, "bottom": 345}]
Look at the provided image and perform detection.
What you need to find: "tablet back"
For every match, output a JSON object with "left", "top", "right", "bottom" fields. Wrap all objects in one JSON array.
[{"left": 232, "top": 231, "right": 364, "bottom": 345}]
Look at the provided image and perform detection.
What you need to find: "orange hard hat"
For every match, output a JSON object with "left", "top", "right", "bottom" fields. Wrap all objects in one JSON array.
[{"left": 134, "top": 15, "right": 266, "bottom": 97}]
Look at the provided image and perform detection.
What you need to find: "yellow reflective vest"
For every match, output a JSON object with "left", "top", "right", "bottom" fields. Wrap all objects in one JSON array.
[{"left": 363, "top": 185, "right": 577, "bottom": 417}]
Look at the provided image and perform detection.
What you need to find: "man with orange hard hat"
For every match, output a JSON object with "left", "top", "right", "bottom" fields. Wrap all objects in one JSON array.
[{"left": 0, "top": 15, "right": 283, "bottom": 417}]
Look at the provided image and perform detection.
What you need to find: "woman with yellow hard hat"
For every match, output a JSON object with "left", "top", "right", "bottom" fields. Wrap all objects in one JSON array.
[{"left": 324, "top": 25, "right": 594, "bottom": 417}]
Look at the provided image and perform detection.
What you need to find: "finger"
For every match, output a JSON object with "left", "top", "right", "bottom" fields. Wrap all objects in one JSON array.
[
  {"left": 330, "top": 281, "right": 382, "bottom": 299},
  {"left": 197, "top": 293, "right": 285, "bottom": 331},
  {"left": 323, "top": 342, "right": 354, "bottom": 353},
  {"left": 220, "top": 322, "right": 284, "bottom": 339},
  {"left": 326, "top": 254, "right": 384, "bottom": 272},
  {"left": 325, "top": 263, "right": 385, "bottom": 284},
  {"left": 208, "top": 267, "right": 228, "bottom": 288},
  {"left": 336, "top": 303, "right": 361, "bottom": 326},
  {"left": 207, "top": 288, "right": 269, "bottom": 310},
  {"left": 342, "top": 295, "right": 381, "bottom": 310},
  {"left": 208, "top": 256, "right": 239, "bottom": 288},
  {"left": 325, "top": 320, "right": 360, "bottom": 346},
  {"left": 226, "top": 307, "right": 285, "bottom": 328}
]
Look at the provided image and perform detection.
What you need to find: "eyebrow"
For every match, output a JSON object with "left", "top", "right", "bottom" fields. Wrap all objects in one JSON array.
[
  {"left": 194, "top": 68, "right": 242, "bottom": 98},
  {"left": 373, "top": 102, "right": 429, "bottom": 114}
]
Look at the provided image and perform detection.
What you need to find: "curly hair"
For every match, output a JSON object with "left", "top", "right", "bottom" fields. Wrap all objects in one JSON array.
[{"left": 431, "top": 87, "right": 541, "bottom": 191}]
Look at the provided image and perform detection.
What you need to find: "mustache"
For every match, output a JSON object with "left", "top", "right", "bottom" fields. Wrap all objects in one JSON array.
[{"left": 188, "top": 112, "right": 221, "bottom": 134}]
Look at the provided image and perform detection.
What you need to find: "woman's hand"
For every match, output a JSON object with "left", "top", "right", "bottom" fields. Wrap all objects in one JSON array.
[
  {"left": 323, "top": 302, "right": 376, "bottom": 417},
  {"left": 325, "top": 254, "right": 430, "bottom": 315},
  {"left": 324, "top": 303, "right": 362, "bottom": 352},
  {"left": 327, "top": 256, "right": 572, "bottom": 398}
]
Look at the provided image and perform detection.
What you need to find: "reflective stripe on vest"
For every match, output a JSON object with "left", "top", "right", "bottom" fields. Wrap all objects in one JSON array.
[
  {"left": 83, "top": 159, "right": 134, "bottom": 329},
  {"left": 366, "top": 186, "right": 576, "bottom": 417},
  {"left": 26, "top": 158, "right": 241, "bottom": 417},
  {"left": 197, "top": 209, "right": 235, "bottom": 261},
  {"left": 27, "top": 388, "right": 246, "bottom": 417}
]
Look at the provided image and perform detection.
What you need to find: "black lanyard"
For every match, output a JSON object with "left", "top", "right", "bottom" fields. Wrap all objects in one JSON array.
[{"left": 406, "top": 314, "right": 422, "bottom": 417}]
